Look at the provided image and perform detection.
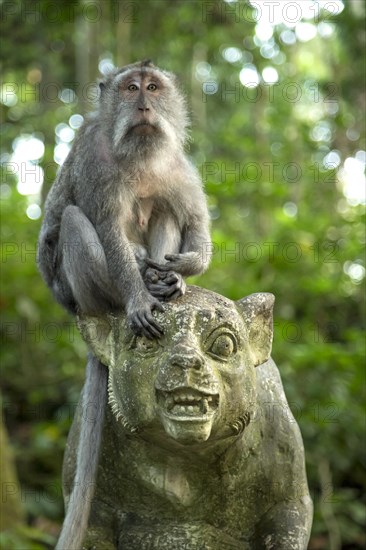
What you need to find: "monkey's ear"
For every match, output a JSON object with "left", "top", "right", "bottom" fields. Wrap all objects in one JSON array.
[
  {"left": 141, "top": 58, "right": 153, "bottom": 67},
  {"left": 99, "top": 82, "right": 106, "bottom": 94},
  {"left": 236, "top": 293, "right": 275, "bottom": 367},
  {"left": 77, "top": 314, "right": 115, "bottom": 367}
]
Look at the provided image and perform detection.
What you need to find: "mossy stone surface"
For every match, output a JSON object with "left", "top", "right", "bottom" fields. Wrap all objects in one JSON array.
[{"left": 64, "top": 287, "right": 312, "bottom": 549}]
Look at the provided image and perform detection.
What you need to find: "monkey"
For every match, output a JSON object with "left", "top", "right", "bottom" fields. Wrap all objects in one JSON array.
[{"left": 37, "top": 60, "right": 211, "bottom": 549}]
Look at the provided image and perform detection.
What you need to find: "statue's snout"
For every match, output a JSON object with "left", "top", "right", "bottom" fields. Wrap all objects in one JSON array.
[{"left": 169, "top": 344, "right": 205, "bottom": 371}]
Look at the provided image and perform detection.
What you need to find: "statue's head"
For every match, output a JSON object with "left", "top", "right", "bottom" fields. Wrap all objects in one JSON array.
[{"left": 78, "top": 287, "right": 274, "bottom": 449}]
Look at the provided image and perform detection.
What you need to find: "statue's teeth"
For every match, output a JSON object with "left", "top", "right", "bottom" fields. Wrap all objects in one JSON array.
[
  {"left": 173, "top": 393, "right": 202, "bottom": 403},
  {"left": 166, "top": 396, "right": 174, "bottom": 410}
]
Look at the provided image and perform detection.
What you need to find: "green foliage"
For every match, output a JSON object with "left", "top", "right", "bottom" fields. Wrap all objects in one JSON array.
[
  {"left": 1, "top": 1, "right": 365, "bottom": 548},
  {"left": 0, "top": 525, "right": 56, "bottom": 550}
]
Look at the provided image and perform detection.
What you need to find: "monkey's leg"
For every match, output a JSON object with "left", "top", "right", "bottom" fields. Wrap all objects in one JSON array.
[
  {"left": 144, "top": 216, "right": 186, "bottom": 301},
  {"left": 129, "top": 242, "right": 148, "bottom": 274},
  {"left": 144, "top": 268, "right": 186, "bottom": 301},
  {"left": 57, "top": 205, "right": 122, "bottom": 314},
  {"left": 58, "top": 206, "right": 163, "bottom": 337},
  {"left": 130, "top": 243, "right": 184, "bottom": 301},
  {"left": 147, "top": 214, "right": 181, "bottom": 263},
  {"left": 146, "top": 219, "right": 212, "bottom": 277}
]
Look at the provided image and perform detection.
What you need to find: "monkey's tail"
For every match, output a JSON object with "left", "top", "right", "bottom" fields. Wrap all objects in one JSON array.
[{"left": 56, "top": 354, "right": 107, "bottom": 550}]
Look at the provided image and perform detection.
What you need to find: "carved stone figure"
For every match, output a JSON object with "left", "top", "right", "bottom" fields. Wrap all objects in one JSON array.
[{"left": 64, "top": 286, "right": 312, "bottom": 549}]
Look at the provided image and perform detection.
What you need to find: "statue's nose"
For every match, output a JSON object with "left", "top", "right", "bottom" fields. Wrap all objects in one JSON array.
[{"left": 169, "top": 344, "right": 204, "bottom": 371}]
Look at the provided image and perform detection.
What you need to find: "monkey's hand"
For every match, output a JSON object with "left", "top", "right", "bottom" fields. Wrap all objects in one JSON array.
[
  {"left": 126, "top": 293, "right": 164, "bottom": 339},
  {"left": 144, "top": 268, "right": 186, "bottom": 302},
  {"left": 146, "top": 252, "right": 203, "bottom": 277}
]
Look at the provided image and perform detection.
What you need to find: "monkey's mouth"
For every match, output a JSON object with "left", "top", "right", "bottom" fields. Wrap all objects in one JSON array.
[
  {"left": 130, "top": 122, "right": 157, "bottom": 135},
  {"left": 157, "top": 388, "right": 219, "bottom": 421}
]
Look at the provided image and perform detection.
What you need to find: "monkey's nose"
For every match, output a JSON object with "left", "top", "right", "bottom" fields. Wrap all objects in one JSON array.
[{"left": 138, "top": 106, "right": 150, "bottom": 112}]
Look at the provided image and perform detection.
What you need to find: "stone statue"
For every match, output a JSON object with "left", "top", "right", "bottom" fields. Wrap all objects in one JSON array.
[{"left": 63, "top": 286, "right": 313, "bottom": 549}]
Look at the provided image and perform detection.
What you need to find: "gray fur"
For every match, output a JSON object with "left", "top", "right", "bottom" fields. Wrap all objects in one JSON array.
[
  {"left": 37, "top": 60, "right": 211, "bottom": 326},
  {"left": 56, "top": 355, "right": 107, "bottom": 550},
  {"left": 37, "top": 61, "right": 211, "bottom": 549}
]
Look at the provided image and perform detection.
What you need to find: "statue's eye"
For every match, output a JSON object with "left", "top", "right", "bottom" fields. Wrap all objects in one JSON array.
[
  {"left": 127, "top": 84, "right": 138, "bottom": 91},
  {"left": 208, "top": 333, "right": 236, "bottom": 360},
  {"left": 131, "top": 336, "right": 160, "bottom": 355},
  {"left": 147, "top": 83, "right": 157, "bottom": 91}
]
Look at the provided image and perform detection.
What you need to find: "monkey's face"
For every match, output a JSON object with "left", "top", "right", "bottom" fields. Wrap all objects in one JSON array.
[
  {"left": 79, "top": 287, "right": 274, "bottom": 451},
  {"left": 101, "top": 65, "right": 188, "bottom": 156}
]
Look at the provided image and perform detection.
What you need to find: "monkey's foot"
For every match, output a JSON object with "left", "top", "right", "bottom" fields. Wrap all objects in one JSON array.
[
  {"left": 146, "top": 252, "right": 203, "bottom": 276},
  {"left": 144, "top": 268, "right": 186, "bottom": 302}
]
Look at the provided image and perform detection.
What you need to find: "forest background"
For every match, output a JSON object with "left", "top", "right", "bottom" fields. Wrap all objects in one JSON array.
[{"left": 0, "top": 1, "right": 365, "bottom": 548}]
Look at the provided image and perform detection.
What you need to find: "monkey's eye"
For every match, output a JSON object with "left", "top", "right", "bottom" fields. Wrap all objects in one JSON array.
[
  {"left": 147, "top": 83, "right": 157, "bottom": 91},
  {"left": 206, "top": 331, "right": 237, "bottom": 361},
  {"left": 127, "top": 84, "right": 139, "bottom": 91}
]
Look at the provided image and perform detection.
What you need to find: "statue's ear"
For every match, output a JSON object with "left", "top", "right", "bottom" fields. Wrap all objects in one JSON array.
[
  {"left": 236, "top": 293, "right": 275, "bottom": 367},
  {"left": 77, "top": 314, "right": 115, "bottom": 367}
]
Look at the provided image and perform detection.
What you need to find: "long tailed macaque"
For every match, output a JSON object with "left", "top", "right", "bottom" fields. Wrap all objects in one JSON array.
[{"left": 37, "top": 60, "right": 211, "bottom": 549}]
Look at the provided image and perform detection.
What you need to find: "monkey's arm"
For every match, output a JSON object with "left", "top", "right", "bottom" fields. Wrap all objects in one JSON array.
[
  {"left": 146, "top": 217, "right": 212, "bottom": 277},
  {"left": 95, "top": 219, "right": 164, "bottom": 338}
]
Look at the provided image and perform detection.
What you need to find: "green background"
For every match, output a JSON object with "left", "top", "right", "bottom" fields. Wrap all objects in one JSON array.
[{"left": 1, "top": 1, "right": 365, "bottom": 548}]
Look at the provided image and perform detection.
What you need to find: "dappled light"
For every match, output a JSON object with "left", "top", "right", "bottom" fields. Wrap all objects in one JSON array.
[
  {"left": 339, "top": 156, "right": 366, "bottom": 205},
  {"left": 0, "top": 0, "right": 364, "bottom": 548}
]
